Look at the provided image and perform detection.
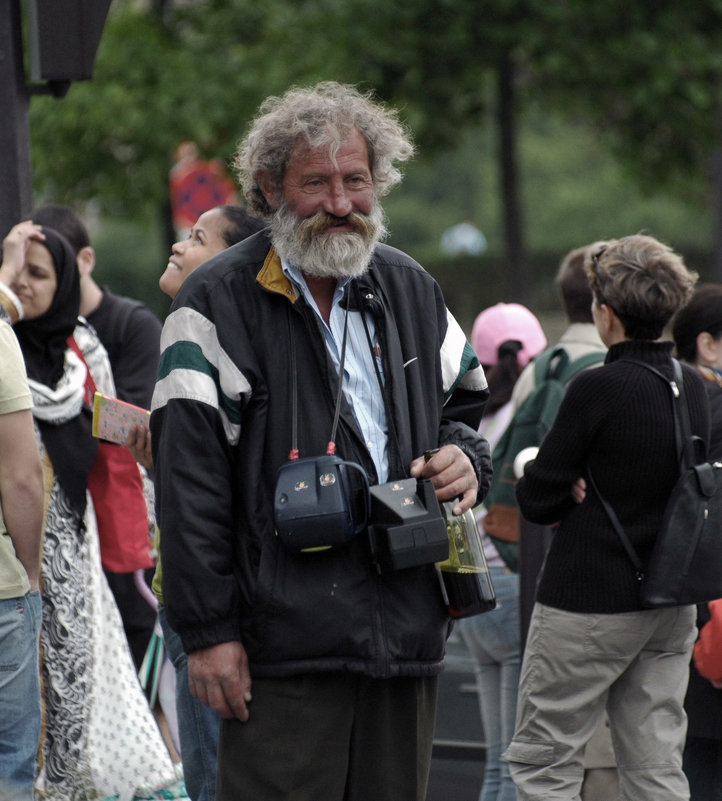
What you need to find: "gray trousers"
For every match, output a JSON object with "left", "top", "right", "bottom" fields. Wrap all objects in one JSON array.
[
  {"left": 216, "top": 672, "right": 438, "bottom": 801},
  {"left": 505, "top": 602, "right": 697, "bottom": 801}
]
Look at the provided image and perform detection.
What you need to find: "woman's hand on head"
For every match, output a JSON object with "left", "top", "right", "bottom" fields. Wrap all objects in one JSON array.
[{"left": 0, "top": 223, "right": 45, "bottom": 286}]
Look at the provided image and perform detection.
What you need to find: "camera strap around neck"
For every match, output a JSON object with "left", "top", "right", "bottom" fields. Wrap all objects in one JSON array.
[{"left": 286, "top": 296, "right": 350, "bottom": 460}]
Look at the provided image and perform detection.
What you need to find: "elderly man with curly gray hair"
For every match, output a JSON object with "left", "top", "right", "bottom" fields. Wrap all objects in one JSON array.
[{"left": 151, "top": 81, "right": 491, "bottom": 801}]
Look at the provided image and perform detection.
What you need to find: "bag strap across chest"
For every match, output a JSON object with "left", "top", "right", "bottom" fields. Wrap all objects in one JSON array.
[{"left": 588, "top": 358, "right": 689, "bottom": 579}]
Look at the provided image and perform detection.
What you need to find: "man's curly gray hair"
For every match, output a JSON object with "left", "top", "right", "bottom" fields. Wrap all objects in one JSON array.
[{"left": 233, "top": 82, "right": 415, "bottom": 217}]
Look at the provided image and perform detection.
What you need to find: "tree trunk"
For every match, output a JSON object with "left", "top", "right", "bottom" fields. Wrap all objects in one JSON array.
[
  {"left": 161, "top": 196, "right": 176, "bottom": 257},
  {"left": 712, "top": 106, "right": 722, "bottom": 282},
  {"left": 0, "top": 0, "right": 33, "bottom": 236},
  {"left": 497, "top": 50, "right": 529, "bottom": 304}
]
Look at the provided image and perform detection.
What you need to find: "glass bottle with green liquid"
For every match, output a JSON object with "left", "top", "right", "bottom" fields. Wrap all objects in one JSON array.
[{"left": 425, "top": 449, "right": 497, "bottom": 618}]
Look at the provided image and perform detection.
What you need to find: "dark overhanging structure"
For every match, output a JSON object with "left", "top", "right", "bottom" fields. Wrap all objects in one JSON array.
[{"left": 0, "top": 0, "right": 111, "bottom": 237}]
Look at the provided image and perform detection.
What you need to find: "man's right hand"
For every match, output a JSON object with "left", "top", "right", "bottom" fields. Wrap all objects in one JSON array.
[{"left": 187, "top": 640, "right": 253, "bottom": 722}]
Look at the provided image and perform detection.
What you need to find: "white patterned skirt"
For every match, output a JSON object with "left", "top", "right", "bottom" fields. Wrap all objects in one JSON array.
[{"left": 38, "top": 482, "right": 175, "bottom": 801}]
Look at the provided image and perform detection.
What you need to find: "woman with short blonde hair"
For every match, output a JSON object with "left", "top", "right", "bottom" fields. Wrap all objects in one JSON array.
[{"left": 506, "top": 233, "right": 708, "bottom": 801}]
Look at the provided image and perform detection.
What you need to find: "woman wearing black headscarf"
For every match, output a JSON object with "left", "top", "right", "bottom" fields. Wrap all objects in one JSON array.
[{"left": 0, "top": 223, "right": 175, "bottom": 800}]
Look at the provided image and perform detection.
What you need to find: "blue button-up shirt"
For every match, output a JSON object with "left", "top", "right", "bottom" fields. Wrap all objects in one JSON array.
[{"left": 283, "top": 261, "right": 389, "bottom": 483}]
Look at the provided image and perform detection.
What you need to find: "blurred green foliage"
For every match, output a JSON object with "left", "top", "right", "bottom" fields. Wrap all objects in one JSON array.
[
  {"left": 25, "top": 0, "right": 722, "bottom": 326},
  {"left": 84, "top": 110, "right": 714, "bottom": 328},
  {"left": 384, "top": 115, "right": 713, "bottom": 266}
]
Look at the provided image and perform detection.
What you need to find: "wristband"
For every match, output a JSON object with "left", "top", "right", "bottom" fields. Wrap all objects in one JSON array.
[{"left": 0, "top": 280, "right": 24, "bottom": 323}]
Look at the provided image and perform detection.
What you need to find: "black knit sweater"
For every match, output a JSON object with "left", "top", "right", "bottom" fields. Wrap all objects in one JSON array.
[{"left": 516, "top": 339, "right": 710, "bottom": 613}]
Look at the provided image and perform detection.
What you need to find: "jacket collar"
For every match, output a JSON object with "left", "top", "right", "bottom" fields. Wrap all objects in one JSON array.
[
  {"left": 256, "top": 244, "right": 382, "bottom": 311},
  {"left": 256, "top": 246, "right": 298, "bottom": 302}
]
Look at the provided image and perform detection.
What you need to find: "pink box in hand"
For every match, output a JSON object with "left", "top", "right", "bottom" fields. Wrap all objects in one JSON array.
[{"left": 92, "top": 392, "right": 150, "bottom": 445}]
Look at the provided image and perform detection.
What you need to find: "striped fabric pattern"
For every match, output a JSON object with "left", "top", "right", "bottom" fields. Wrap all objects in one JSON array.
[
  {"left": 152, "top": 307, "right": 250, "bottom": 445},
  {"left": 441, "top": 309, "right": 487, "bottom": 403}
]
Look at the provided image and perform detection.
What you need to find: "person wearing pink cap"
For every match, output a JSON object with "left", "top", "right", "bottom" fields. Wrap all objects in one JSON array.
[
  {"left": 470, "top": 303, "right": 548, "bottom": 453},
  {"left": 461, "top": 302, "right": 547, "bottom": 801}
]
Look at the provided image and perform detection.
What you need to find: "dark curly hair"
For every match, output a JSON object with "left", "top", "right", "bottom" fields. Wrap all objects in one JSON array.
[{"left": 672, "top": 283, "right": 722, "bottom": 362}]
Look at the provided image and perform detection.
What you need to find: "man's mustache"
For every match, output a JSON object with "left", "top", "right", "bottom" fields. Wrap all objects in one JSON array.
[{"left": 300, "top": 211, "right": 375, "bottom": 240}]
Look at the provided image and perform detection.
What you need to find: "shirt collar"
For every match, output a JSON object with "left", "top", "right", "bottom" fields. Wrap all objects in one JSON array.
[{"left": 281, "top": 258, "right": 352, "bottom": 310}]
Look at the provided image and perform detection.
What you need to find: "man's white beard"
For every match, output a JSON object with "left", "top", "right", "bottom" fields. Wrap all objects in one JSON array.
[{"left": 270, "top": 199, "right": 387, "bottom": 279}]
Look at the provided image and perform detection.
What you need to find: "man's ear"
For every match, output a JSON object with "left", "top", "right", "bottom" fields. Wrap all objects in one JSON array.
[
  {"left": 697, "top": 331, "right": 720, "bottom": 366},
  {"left": 77, "top": 245, "right": 96, "bottom": 278},
  {"left": 256, "top": 170, "right": 280, "bottom": 210}
]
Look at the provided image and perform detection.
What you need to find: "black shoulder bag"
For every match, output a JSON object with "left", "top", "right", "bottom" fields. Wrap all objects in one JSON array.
[{"left": 589, "top": 359, "right": 722, "bottom": 608}]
